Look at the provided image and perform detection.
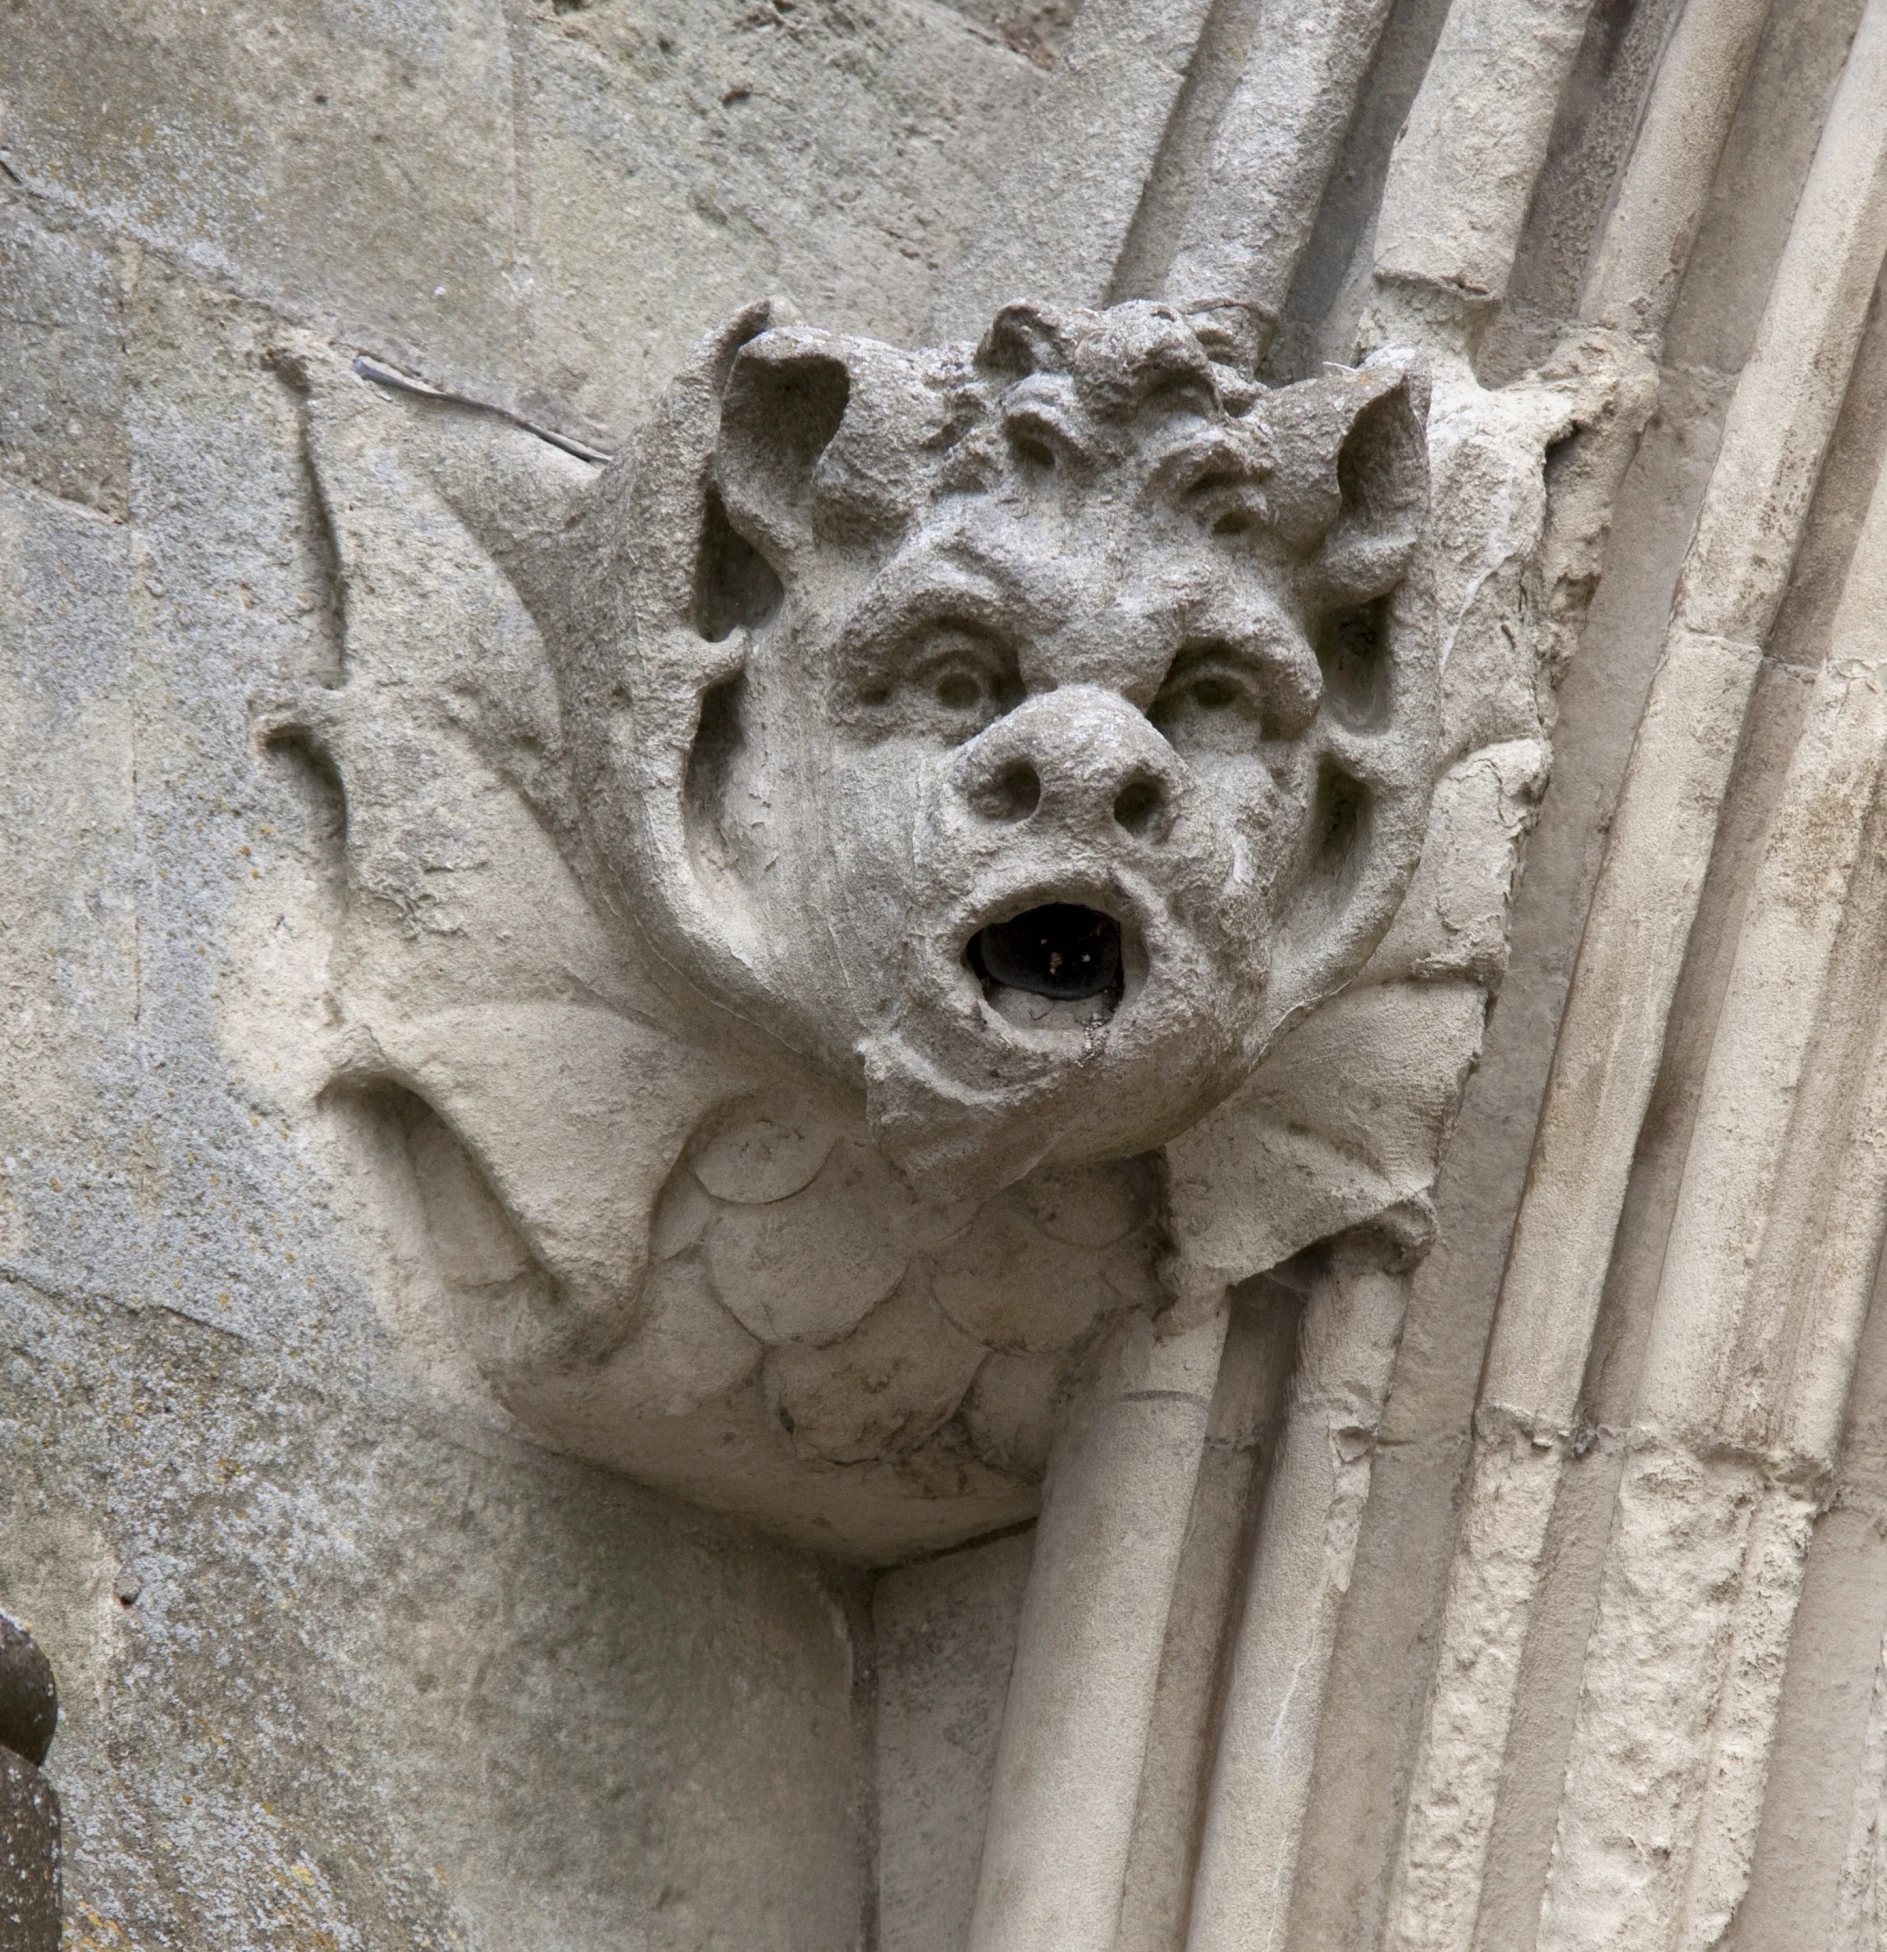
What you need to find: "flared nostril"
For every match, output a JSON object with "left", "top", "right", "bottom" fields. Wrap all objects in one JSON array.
[
  {"left": 1112, "top": 775, "right": 1166, "bottom": 837},
  {"left": 971, "top": 761, "right": 1042, "bottom": 825}
]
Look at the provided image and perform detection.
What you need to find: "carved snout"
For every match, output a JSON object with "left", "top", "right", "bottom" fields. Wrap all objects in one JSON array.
[{"left": 953, "top": 687, "right": 1185, "bottom": 844}]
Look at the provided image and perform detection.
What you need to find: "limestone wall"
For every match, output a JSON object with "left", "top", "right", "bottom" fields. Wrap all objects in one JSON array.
[{"left": 0, "top": 3, "right": 1038, "bottom": 1940}]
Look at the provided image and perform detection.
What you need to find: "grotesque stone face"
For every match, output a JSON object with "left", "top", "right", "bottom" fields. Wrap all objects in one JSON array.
[
  {"left": 294, "top": 296, "right": 1443, "bottom": 1554},
  {"left": 565, "top": 301, "right": 1436, "bottom": 1197}
]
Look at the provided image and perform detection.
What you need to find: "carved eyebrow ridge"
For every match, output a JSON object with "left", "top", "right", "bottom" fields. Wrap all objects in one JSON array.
[
  {"left": 1155, "top": 614, "right": 1324, "bottom": 736},
  {"left": 832, "top": 554, "right": 1022, "bottom": 677},
  {"left": 1143, "top": 426, "right": 1273, "bottom": 510}
]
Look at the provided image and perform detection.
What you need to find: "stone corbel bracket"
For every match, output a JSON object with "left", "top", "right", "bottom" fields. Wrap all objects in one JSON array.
[{"left": 267, "top": 294, "right": 1623, "bottom": 1570}]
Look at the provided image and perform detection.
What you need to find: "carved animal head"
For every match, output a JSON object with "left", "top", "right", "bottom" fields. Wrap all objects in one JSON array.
[{"left": 560, "top": 299, "right": 1435, "bottom": 1195}]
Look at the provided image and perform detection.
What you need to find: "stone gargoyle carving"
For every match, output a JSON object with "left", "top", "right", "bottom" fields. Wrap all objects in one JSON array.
[{"left": 273, "top": 298, "right": 1496, "bottom": 1560}]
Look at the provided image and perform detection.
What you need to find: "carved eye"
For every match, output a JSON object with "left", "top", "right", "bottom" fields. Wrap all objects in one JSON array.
[
  {"left": 1151, "top": 646, "right": 1282, "bottom": 754},
  {"left": 919, "top": 647, "right": 1019, "bottom": 740},
  {"left": 854, "top": 623, "right": 1021, "bottom": 744},
  {"left": 1146, "top": 378, "right": 1218, "bottom": 422},
  {"left": 935, "top": 668, "right": 985, "bottom": 712}
]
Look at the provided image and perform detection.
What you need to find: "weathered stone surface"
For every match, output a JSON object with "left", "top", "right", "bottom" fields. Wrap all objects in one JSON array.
[
  {"left": 513, "top": 0, "right": 1038, "bottom": 435},
  {"left": 3, "top": 1282, "right": 865, "bottom": 1951},
  {"left": 875, "top": 1530, "right": 1034, "bottom": 1952},
  {"left": 0, "top": 196, "right": 131, "bottom": 519},
  {"left": 1, "top": 0, "right": 523, "bottom": 398},
  {"left": 767, "top": 1269, "right": 987, "bottom": 1464}
]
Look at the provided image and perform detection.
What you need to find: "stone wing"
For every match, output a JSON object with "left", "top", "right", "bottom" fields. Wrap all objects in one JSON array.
[
  {"left": 1166, "top": 362, "right": 1604, "bottom": 1287},
  {"left": 270, "top": 368, "right": 738, "bottom": 1372}
]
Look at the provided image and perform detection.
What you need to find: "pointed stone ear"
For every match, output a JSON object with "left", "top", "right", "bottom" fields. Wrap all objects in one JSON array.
[
  {"left": 1262, "top": 355, "right": 1438, "bottom": 1031},
  {"left": 1319, "top": 354, "right": 1429, "bottom": 597},
  {"left": 545, "top": 298, "right": 805, "bottom": 1026},
  {"left": 713, "top": 330, "right": 854, "bottom": 565},
  {"left": 1265, "top": 355, "right": 1430, "bottom": 597},
  {"left": 598, "top": 294, "right": 795, "bottom": 641},
  {"left": 559, "top": 292, "right": 796, "bottom": 715}
]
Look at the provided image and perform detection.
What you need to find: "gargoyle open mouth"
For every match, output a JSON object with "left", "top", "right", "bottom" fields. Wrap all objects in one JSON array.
[{"left": 967, "top": 904, "right": 1126, "bottom": 1028}]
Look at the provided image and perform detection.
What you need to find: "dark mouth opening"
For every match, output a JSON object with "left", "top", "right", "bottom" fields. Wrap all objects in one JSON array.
[{"left": 968, "top": 904, "right": 1124, "bottom": 1006}]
